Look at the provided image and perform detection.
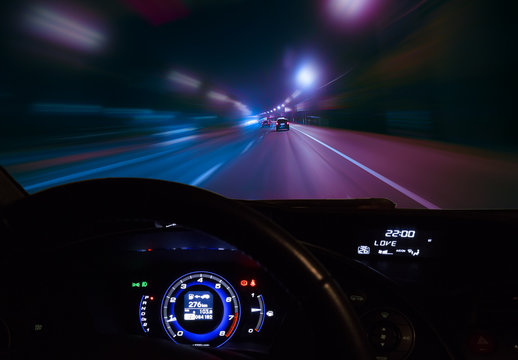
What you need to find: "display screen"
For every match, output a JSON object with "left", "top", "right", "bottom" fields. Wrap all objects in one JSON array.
[
  {"left": 184, "top": 291, "right": 214, "bottom": 321},
  {"left": 355, "top": 228, "right": 437, "bottom": 258}
]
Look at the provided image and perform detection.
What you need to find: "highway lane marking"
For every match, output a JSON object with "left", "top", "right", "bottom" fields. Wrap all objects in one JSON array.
[
  {"left": 241, "top": 140, "right": 255, "bottom": 154},
  {"left": 154, "top": 127, "right": 198, "bottom": 136},
  {"left": 292, "top": 126, "right": 440, "bottom": 209},
  {"left": 23, "top": 134, "right": 200, "bottom": 191},
  {"left": 5, "top": 135, "right": 198, "bottom": 170},
  {"left": 23, "top": 148, "right": 183, "bottom": 192},
  {"left": 154, "top": 135, "right": 199, "bottom": 147},
  {"left": 190, "top": 162, "right": 224, "bottom": 187}
]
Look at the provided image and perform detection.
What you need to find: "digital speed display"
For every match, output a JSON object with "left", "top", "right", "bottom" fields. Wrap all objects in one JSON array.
[
  {"left": 356, "top": 228, "right": 437, "bottom": 258},
  {"left": 161, "top": 271, "right": 240, "bottom": 347},
  {"left": 184, "top": 291, "right": 214, "bottom": 321}
]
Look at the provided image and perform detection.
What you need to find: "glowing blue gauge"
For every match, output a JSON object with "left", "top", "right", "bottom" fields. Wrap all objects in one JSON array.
[{"left": 161, "top": 271, "right": 241, "bottom": 347}]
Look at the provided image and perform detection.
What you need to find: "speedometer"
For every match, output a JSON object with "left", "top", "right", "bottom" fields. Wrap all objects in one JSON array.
[{"left": 161, "top": 271, "right": 241, "bottom": 347}]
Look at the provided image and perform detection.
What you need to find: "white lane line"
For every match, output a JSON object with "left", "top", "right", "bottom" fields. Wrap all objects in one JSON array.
[
  {"left": 154, "top": 135, "right": 198, "bottom": 147},
  {"left": 190, "top": 162, "right": 223, "bottom": 187},
  {"left": 292, "top": 126, "right": 440, "bottom": 209},
  {"left": 241, "top": 140, "right": 255, "bottom": 154},
  {"left": 25, "top": 135, "right": 201, "bottom": 191},
  {"left": 154, "top": 127, "right": 197, "bottom": 136},
  {"left": 24, "top": 148, "right": 179, "bottom": 191}
]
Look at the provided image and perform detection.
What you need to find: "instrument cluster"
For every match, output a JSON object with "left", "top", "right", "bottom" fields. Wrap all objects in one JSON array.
[{"left": 116, "top": 228, "right": 289, "bottom": 354}]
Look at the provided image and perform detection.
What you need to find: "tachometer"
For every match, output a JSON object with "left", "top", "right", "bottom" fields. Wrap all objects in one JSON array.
[{"left": 161, "top": 271, "right": 240, "bottom": 347}]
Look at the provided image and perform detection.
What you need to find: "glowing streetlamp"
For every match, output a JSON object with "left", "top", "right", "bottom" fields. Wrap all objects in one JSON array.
[{"left": 296, "top": 64, "right": 317, "bottom": 88}]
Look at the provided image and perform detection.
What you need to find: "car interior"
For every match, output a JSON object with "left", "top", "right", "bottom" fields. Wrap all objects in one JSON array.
[
  {"left": 1, "top": 169, "right": 517, "bottom": 359},
  {"left": 1, "top": 0, "right": 517, "bottom": 359}
]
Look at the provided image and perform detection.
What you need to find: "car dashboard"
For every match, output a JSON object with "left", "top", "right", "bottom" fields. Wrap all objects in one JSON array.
[
  {"left": 1, "top": 196, "right": 518, "bottom": 360},
  {"left": 242, "top": 200, "right": 518, "bottom": 360},
  {"left": 100, "top": 227, "right": 290, "bottom": 355}
]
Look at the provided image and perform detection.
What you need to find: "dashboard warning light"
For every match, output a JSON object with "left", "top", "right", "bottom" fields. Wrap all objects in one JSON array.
[
  {"left": 250, "top": 279, "right": 256, "bottom": 287},
  {"left": 240, "top": 280, "right": 248, "bottom": 287}
]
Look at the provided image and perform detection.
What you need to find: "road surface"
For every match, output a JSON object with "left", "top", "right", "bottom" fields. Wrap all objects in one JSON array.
[{"left": 2, "top": 123, "right": 518, "bottom": 209}]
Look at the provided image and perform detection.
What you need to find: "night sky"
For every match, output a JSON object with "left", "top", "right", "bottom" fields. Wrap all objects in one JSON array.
[
  {"left": 0, "top": 0, "right": 516, "bottom": 147},
  {"left": 0, "top": 0, "right": 425, "bottom": 110}
]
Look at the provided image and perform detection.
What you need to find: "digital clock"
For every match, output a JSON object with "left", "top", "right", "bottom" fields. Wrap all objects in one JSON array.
[
  {"left": 385, "top": 229, "right": 416, "bottom": 238},
  {"left": 355, "top": 227, "right": 437, "bottom": 258}
]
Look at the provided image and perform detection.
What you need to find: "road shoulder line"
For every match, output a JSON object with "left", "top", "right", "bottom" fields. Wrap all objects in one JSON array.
[{"left": 293, "top": 126, "right": 440, "bottom": 209}]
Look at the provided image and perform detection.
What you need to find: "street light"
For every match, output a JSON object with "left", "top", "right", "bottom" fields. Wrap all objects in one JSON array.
[
  {"left": 327, "top": 0, "right": 372, "bottom": 19},
  {"left": 296, "top": 64, "right": 317, "bottom": 88}
]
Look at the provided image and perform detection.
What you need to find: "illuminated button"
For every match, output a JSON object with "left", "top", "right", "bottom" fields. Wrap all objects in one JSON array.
[
  {"left": 368, "top": 322, "right": 400, "bottom": 351},
  {"left": 362, "top": 308, "right": 415, "bottom": 359},
  {"left": 349, "top": 291, "right": 367, "bottom": 306},
  {"left": 372, "top": 310, "right": 408, "bottom": 325},
  {"left": 395, "top": 325, "right": 414, "bottom": 352},
  {"left": 468, "top": 332, "right": 495, "bottom": 355}
]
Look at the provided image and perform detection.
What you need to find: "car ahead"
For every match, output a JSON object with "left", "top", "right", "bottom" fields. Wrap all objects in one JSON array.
[
  {"left": 275, "top": 117, "right": 289, "bottom": 131},
  {"left": 260, "top": 119, "right": 271, "bottom": 127}
]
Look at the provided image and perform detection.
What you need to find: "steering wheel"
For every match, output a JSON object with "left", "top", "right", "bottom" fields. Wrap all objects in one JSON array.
[{"left": 2, "top": 178, "right": 372, "bottom": 360}]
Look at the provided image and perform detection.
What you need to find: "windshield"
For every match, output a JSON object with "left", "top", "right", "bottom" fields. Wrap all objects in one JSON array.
[{"left": 1, "top": 0, "right": 517, "bottom": 209}]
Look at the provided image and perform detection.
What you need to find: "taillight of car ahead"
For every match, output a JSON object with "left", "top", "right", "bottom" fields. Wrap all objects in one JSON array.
[
  {"left": 286, "top": 121, "right": 289, "bottom": 125},
  {"left": 276, "top": 121, "right": 279, "bottom": 125}
]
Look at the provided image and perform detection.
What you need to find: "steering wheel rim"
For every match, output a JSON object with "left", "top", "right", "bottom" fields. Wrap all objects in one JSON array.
[{"left": 2, "top": 178, "right": 372, "bottom": 360}]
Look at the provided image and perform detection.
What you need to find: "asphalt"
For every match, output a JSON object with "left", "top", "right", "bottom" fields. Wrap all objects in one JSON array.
[{"left": 3, "top": 123, "right": 518, "bottom": 209}]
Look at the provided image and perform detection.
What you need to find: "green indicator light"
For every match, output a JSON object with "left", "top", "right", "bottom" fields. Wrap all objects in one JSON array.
[
  {"left": 132, "top": 282, "right": 141, "bottom": 288},
  {"left": 142, "top": 281, "right": 148, "bottom": 287}
]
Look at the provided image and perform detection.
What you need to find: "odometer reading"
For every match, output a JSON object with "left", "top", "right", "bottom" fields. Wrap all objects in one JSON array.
[
  {"left": 161, "top": 272, "right": 240, "bottom": 347},
  {"left": 184, "top": 291, "right": 213, "bottom": 320}
]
